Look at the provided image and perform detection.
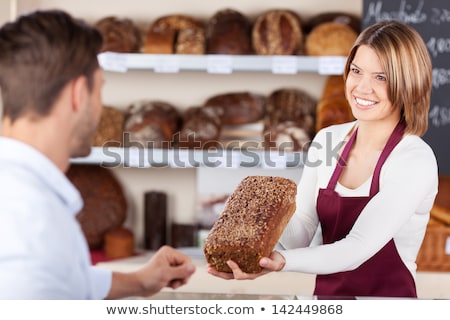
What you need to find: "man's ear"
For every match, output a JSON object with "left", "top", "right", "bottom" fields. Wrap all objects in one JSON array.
[{"left": 70, "top": 75, "right": 88, "bottom": 112}]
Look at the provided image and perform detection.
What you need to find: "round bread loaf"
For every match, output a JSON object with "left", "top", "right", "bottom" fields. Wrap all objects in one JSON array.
[
  {"left": 305, "top": 11, "right": 361, "bottom": 34},
  {"left": 176, "top": 106, "right": 222, "bottom": 149},
  {"left": 321, "top": 75, "right": 347, "bottom": 101},
  {"left": 206, "top": 8, "right": 253, "bottom": 55},
  {"left": 146, "top": 14, "right": 205, "bottom": 54},
  {"left": 305, "top": 22, "right": 358, "bottom": 56},
  {"left": 252, "top": 9, "right": 303, "bottom": 55},
  {"left": 67, "top": 165, "right": 127, "bottom": 250},
  {"left": 203, "top": 92, "right": 266, "bottom": 125},
  {"left": 92, "top": 106, "right": 124, "bottom": 147},
  {"left": 124, "top": 100, "right": 181, "bottom": 149},
  {"left": 104, "top": 227, "right": 135, "bottom": 259},
  {"left": 95, "top": 16, "right": 142, "bottom": 53}
]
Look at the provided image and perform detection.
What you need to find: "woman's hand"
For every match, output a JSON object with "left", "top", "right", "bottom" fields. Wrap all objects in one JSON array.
[{"left": 206, "top": 251, "right": 286, "bottom": 280}]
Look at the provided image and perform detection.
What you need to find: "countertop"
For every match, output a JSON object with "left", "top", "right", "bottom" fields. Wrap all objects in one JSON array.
[{"left": 96, "top": 248, "right": 450, "bottom": 299}]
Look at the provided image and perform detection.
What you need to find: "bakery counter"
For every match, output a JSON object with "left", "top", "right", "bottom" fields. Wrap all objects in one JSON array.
[{"left": 96, "top": 248, "right": 450, "bottom": 299}]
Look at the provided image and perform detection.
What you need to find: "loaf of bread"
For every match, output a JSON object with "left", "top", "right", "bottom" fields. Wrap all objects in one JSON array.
[
  {"left": 316, "top": 75, "right": 354, "bottom": 131},
  {"left": 143, "top": 29, "right": 175, "bottom": 54},
  {"left": 203, "top": 92, "right": 266, "bottom": 125},
  {"left": 252, "top": 10, "right": 303, "bottom": 55},
  {"left": 305, "top": 22, "right": 357, "bottom": 56},
  {"left": 204, "top": 176, "right": 297, "bottom": 273},
  {"left": 123, "top": 100, "right": 181, "bottom": 148},
  {"left": 92, "top": 106, "right": 124, "bottom": 147},
  {"left": 176, "top": 106, "right": 222, "bottom": 149},
  {"left": 95, "top": 16, "right": 142, "bottom": 53},
  {"left": 206, "top": 9, "right": 253, "bottom": 55},
  {"left": 265, "top": 88, "right": 316, "bottom": 140},
  {"left": 67, "top": 165, "right": 127, "bottom": 250},
  {"left": 145, "top": 14, "right": 205, "bottom": 54},
  {"left": 264, "top": 121, "right": 311, "bottom": 152},
  {"left": 104, "top": 227, "right": 135, "bottom": 259}
]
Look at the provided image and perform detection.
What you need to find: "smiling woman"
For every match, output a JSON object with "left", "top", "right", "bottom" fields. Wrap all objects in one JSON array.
[{"left": 207, "top": 20, "right": 439, "bottom": 299}]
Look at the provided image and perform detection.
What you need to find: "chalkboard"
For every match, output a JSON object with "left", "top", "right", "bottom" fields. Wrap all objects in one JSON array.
[{"left": 363, "top": 0, "right": 450, "bottom": 174}]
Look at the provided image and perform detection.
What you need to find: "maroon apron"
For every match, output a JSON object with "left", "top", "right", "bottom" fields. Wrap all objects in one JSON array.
[{"left": 314, "top": 121, "right": 417, "bottom": 298}]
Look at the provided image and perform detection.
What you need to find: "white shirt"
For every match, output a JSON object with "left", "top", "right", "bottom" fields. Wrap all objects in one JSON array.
[
  {"left": 0, "top": 137, "right": 112, "bottom": 299},
  {"left": 279, "top": 122, "right": 439, "bottom": 279}
]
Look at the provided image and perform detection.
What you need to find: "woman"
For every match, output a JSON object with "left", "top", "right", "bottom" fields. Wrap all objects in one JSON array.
[{"left": 207, "top": 20, "right": 439, "bottom": 298}]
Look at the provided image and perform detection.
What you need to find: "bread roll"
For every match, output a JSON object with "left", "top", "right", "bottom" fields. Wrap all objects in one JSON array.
[
  {"left": 305, "top": 22, "right": 357, "bottom": 56},
  {"left": 104, "top": 227, "right": 135, "bottom": 259},
  {"left": 176, "top": 28, "right": 205, "bottom": 54},
  {"left": 95, "top": 16, "right": 142, "bottom": 53},
  {"left": 204, "top": 92, "right": 266, "bottom": 125},
  {"left": 316, "top": 96, "right": 354, "bottom": 131},
  {"left": 252, "top": 10, "right": 303, "bottom": 55},
  {"left": 206, "top": 9, "right": 253, "bottom": 55},
  {"left": 204, "top": 176, "right": 297, "bottom": 273}
]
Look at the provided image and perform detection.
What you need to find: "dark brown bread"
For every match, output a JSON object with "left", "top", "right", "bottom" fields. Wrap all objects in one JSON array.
[
  {"left": 176, "top": 106, "right": 222, "bottom": 149},
  {"left": 95, "top": 16, "right": 142, "bottom": 53},
  {"left": 204, "top": 176, "right": 297, "bottom": 273},
  {"left": 123, "top": 100, "right": 181, "bottom": 148},
  {"left": 206, "top": 9, "right": 253, "bottom": 54},
  {"left": 252, "top": 10, "right": 303, "bottom": 55},
  {"left": 264, "top": 121, "right": 311, "bottom": 152},
  {"left": 203, "top": 92, "right": 266, "bottom": 125},
  {"left": 67, "top": 165, "right": 127, "bottom": 250}
]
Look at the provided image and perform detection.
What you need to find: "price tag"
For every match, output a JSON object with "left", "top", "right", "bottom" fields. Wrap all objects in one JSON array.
[
  {"left": 125, "top": 147, "right": 151, "bottom": 168},
  {"left": 318, "top": 56, "right": 347, "bottom": 75},
  {"left": 154, "top": 55, "right": 180, "bottom": 73},
  {"left": 97, "top": 52, "right": 128, "bottom": 72},
  {"left": 207, "top": 55, "right": 233, "bottom": 74},
  {"left": 272, "top": 56, "right": 298, "bottom": 74}
]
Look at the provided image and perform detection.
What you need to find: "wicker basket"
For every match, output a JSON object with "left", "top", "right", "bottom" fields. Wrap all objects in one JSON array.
[{"left": 416, "top": 222, "right": 450, "bottom": 272}]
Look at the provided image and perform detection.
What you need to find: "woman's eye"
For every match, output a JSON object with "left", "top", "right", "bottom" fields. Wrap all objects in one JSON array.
[
  {"left": 376, "top": 75, "right": 387, "bottom": 81},
  {"left": 351, "top": 67, "right": 360, "bottom": 74}
]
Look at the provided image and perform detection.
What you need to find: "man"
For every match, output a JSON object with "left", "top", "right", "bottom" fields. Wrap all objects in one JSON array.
[{"left": 0, "top": 9, "right": 195, "bottom": 299}]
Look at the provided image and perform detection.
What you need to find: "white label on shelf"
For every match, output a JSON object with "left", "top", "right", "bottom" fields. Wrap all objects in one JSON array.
[
  {"left": 271, "top": 56, "right": 297, "bottom": 74},
  {"left": 98, "top": 52, "right": 128, "bottom": 72},
  {"left": 207, "top": 55, "right": 233, "bottom": 74},
  {"left": 446, "top": 237, "right": 450, "bottom": 254},
  {"left": 125, "top": 147, "right": 152, "bottom": 168},
  {"left": 318, "top": 56, "right": 347, "bottom": 75},
  {"left": 154, "top": 55, "right": 180, "bottom": 73},
  {"left": 169, "top": 149, "right": 199, "bottom": 168}
]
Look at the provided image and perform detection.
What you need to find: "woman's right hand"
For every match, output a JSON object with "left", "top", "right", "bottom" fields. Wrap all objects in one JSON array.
[{"left": 206, "top": 251, "right": 286, "bottom": 280}]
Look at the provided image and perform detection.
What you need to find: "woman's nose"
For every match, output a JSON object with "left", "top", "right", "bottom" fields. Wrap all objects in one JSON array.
[{"left": 356, "top": 75, "right": 373, "bottom": 93}]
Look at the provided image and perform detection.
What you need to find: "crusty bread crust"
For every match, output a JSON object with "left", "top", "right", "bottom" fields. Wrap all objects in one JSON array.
[{"left": 204, "top": 176, "right": 297, "bottom": 273}]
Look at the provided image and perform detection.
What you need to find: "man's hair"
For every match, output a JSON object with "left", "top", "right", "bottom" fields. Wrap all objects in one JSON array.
[
  {"left": 343, "top": 20, "right": 432, "bottom": 136},
  {"left": 0, "top": 10, "right": 103, "bottom": 122}
]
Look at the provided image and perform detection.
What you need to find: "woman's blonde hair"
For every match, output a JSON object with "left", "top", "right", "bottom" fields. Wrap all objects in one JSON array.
[{"left": 343, "top": 20, "right": 432, "bottom": 136}]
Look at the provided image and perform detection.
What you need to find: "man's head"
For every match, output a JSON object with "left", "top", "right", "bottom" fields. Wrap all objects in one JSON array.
[{"left": 0, "top": 9, "right": 103, "bottom": 122}]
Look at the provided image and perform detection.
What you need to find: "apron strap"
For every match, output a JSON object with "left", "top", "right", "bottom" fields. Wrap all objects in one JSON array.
[
  {"left": 369, "top": 120, "right": 405, "bottom": 196},
  {"left": 326, "top": 126, "right": 358, "bottom": 190}
]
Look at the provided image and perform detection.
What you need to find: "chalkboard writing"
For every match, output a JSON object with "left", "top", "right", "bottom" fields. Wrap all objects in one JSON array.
[{"left": 363, "top": 0, "right": 450, "bottom": 174}]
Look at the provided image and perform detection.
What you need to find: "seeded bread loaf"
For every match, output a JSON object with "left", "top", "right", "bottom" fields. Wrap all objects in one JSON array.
[{"left": 204, "top": 176, "right": 297, "bottom": 273}]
